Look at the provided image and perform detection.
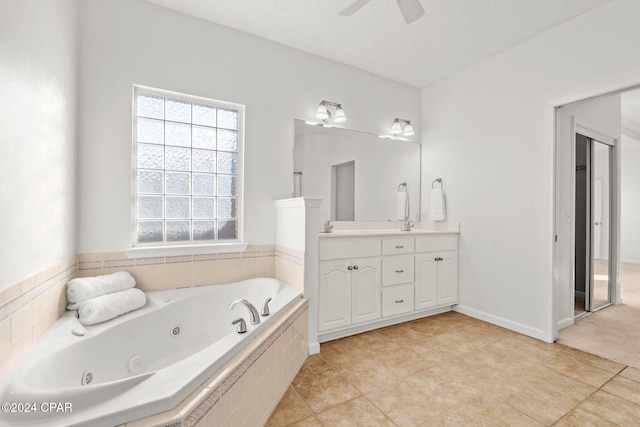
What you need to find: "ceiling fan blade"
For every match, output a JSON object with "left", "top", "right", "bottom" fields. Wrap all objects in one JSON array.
[
  {"left": 397, "top": 0, "right": 425, "bottom": 24},
  {"left": 339, "top": 0, "right": 373, "bottom": 16}
]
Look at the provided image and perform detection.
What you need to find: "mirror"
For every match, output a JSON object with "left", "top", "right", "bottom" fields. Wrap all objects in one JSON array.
[{"left": 293, "top": 119, "right": 421, "bottom": 221}]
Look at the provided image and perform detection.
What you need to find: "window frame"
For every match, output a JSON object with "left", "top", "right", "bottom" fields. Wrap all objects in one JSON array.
[{"left": 127, "top": 85, "right": 246, "bottom": 257}]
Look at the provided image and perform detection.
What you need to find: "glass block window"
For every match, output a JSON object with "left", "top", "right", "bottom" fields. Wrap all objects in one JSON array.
[{"left": 133, "top": 86, "right": 243, "bottom": 246}]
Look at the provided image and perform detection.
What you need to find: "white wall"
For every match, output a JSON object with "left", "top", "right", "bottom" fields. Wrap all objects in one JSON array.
[
  {"left": 421, "top": 0, "right": 640, "bottom": 341},
  {"left": 621, "top": 133, "right": 640, "bottom": 264},
  {"left": 77, "top": 0, "right": 421, "bottom": 253},
  {"left": 0, "top": 0, "right": 79, "bottom": 290}
]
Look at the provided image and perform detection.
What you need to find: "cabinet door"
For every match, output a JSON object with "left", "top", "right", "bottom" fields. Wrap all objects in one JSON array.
[
  {"left": 415, "top": 253, "right": 438, "bottom": 310},
  {"left": 319, "top": 261, "right": 352, "bottom": 331},
  {"left": 351, "top": 258, "right": 381, "bottom": 324},
  {"left": 437, "top": 251, "right": 458, "bottom": 305}
]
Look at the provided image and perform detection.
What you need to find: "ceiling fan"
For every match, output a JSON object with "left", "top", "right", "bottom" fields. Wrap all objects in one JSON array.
[{"left": 340, "top": 0, "right": 425, "bottom": 24}]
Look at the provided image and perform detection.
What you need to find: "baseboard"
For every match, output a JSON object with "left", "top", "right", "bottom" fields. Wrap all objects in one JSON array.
[
  {"left": 557, "top": 316, "right": 575, "bottom": 330},
  {"left": 318, "top": 306, "right": 452, "bottom": 343},
  {"left": 308, "top": 342, "right": 320, "bottom": 355},
  {"left": 621, "top": 258, "right": 640, "bottom": 265},
  {"left": 454, "top": 304, "right": 552, "bottom": 342},
  {"left": 574, "top": 291, "right": 585, "bottom": 299}
]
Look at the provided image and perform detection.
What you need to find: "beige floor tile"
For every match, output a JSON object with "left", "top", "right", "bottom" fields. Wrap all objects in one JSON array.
[
  {"left": 578, "top": 390, "right": 640, "bottom": 425},
  {"left": 336, "top": 358, "right": 400, "bottom": 394},
  {"left": 620, "top": 366, "right": 640, "bottom": 382},
  {"left": 436, "top": 352, "right": 510, "bottom": 389},
  {"left": 271, "top": 313, "right": 640, "bottom": 426},
  {"left": 292, "top": 368, "right": 360, "bottom": 413},
  {"left": 266, "top": 386, "right": 313, "bottom": 427},
  {"left": 366, "top": 379, "right": 448, "bottom": 426},
  {"left": 375, "top": 322, "right": 431, "bottom": 344},
  {"left": 406, "top": 366, "right": 480, "bottom": 408},
  {"left": 450, "top": 395, "right": 543, "bottom": 426},
  {"left": 487, "top": 335, "right": 563, "bottom": 363},
  {"left": 283, "top": 415, "right": 323, "bottom": 426},
  {"left": 296, "top": 354, "right": 332, "bottom": 380},
  {"left": 553, "top": 406, "right": 618, "bottom": 427},
  {"left": 315, "top": 396, "right": 395, "bottom": 427},
  {"left": 556, "top": 345, "right": 625, "bottom": 374},
  {"left": 370, "top": 348, "right": 433, "bottom": 378},
  {"left": 319, "top": 338, "right": 372, "bottom": 367},
  {"left": 419, "top": 410, "right": 479, "bottom": 427},
  {"left": 601, "top": 375, "right": 640, "bottom": 405},
  {"left": 542, "top": 353, "right": 617, "bottom": 388},
  {"left": 488, "top": 365, "right": 596, "bottom": 425}
]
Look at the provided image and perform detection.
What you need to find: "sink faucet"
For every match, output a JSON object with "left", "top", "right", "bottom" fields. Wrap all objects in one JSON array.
[
  {"left": 319, "top": 220, "right": 333, "bottom": 233},
  {"left": 228, "top": 299, "right": 261, "bottom": 324},
  {"left": 401, "top": 220, "right": 414, "bottom": 231}
]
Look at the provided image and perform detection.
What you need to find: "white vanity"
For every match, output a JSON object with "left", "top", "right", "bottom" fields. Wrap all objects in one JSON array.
[{"left": 317, "top": 223, "right": 459, "bottom": 342}]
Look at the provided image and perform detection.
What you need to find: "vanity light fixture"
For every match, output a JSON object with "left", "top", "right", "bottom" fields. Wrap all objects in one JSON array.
[
  {"left": 391, "top": 118, "right": 414, "bottom": 136},
  {"left": 315, "top": 100, "right": 347, "bottom": 123}
]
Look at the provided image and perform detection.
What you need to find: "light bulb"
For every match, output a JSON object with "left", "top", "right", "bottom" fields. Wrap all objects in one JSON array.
[
  {"left": 403, "top": 122, "right": 414, "bottom": 136},
  {"left": 315, "top": 103, "right": 329, "bottom": 120},
  {"left": 333, "top": 106, "right": 347, "bottom": 123},
  {"left": 391, "top": 120, "right": 403, "bottom": 135}
]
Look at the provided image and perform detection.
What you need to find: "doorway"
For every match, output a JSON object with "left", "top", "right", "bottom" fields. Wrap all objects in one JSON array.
[
  {"left": 331, "top": 160, "right": 355, "bottom": 221},
  {"left": 574, "top": 133, "right": 613, "bottom": 317}
]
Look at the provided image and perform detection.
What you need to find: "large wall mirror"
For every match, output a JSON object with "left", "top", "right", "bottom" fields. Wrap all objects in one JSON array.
[{"left": 293, "top": 119, "right": 421, "bottom": 222}]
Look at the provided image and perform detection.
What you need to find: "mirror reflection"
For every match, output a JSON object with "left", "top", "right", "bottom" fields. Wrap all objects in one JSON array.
[{"left": 293, "top": 119, "right": 421, "bottom": 222}]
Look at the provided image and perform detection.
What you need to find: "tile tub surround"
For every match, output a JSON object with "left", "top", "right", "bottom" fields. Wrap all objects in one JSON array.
[
  {"left": 267, "top": 311, "right": 640, "bottom": 426},
  {"left": 0, "top": 255, "right": 76, "bottom": 376},
  {"left": 77, "top": 246, "right": 278, "bottom": 291},
  {"left": 124, "top": 298, "right": 309, "bottom": 427},
  {"left": 275, "top": 245, "right": 304, "bottom": 292}
]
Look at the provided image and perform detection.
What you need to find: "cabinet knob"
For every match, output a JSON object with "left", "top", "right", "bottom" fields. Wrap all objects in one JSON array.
[
  {"left": 353, "top": 265, "right": 359, "bottom": 270},
  {"left": 395, "top": 245, "right": 404, "bottom": 249},
  {"left": 395, "top": 270, "right": 404, "bottom": 273},
  {"left": 395, "top": 299, "right": 404, "bottom": 303},
  {"left": 347, "top": 265, "right": 353, "bottom": 270}
]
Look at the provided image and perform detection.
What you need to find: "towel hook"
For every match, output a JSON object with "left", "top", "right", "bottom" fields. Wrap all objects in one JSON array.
[
  {"left": 432, "top": 178, "right": 443, "bottom": 189},
  {"left": 397, "top": 182, "right": 407, "bottom": 192}
]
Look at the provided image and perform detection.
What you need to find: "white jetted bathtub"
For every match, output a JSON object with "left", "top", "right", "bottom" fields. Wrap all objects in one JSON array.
[{"left": 0, "top": 277, "right": 302, "bottom": 427}]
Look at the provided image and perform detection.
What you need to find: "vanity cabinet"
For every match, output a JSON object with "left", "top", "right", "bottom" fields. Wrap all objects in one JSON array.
[
  {"left": 318, "top": 239, "right": 382, "bottom": 332},
  {"left": 415, "top": 251, "right": 458, "bottom": 309},
  {"left": 318, "top": 232, "right": 459, "bottom": 342}
]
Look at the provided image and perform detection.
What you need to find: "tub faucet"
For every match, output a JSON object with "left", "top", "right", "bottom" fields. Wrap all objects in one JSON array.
[
  {"left": 401, "top": 220, "right": 414, "bottom": 231},
  {"left": 228, "top": 299, "right": 261, "bottom": 324},
  {"left": 261, "top": 297, "right": 272, "bottom": 316}
]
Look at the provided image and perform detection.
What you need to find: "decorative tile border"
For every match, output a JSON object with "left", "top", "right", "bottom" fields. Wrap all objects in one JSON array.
[
  {"left": 0, "top": 260, "right": 76, "bottom": 323},
  {"left": 158, "top": 299, "right": 308, "bottom": 427},
  {"left": 78, "top": 246, "right": 277, "bottom": 271},
  {"left": 275, "top": 245, "right": 304, "bottom": 266}
]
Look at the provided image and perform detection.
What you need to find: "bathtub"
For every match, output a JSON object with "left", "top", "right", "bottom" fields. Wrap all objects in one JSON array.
[{"left": 0, "top": 277, "right": 303, "bottom": 427}]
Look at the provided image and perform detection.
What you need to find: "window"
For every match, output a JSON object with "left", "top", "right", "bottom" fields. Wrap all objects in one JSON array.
[{"left": 133, "top": 86, "right": 243, "bottom": 247}]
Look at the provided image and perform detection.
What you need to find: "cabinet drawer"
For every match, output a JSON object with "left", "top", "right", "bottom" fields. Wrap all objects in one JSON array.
[
  {"left": 415, "top": 235, "right": 458, "bottom": 253},
  {"left": 319, "top": 239, "right": 382, "bottom": 260},
  {"left": 382, "top": 238, "right": 414, "bottom": 255},
  {"left": 382, "top": 284, "right": 414, "bottom": 317},
  {"left": 382, "top": 256, "right": 414, "bottom": 287}
]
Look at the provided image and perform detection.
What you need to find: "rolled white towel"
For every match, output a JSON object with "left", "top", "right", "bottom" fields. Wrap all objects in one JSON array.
[
  {"left": 67, "top": 271, "right": 136, "bottom": 310},
  {"left": 78, "top": 288, "right": 146, "bottom": 326}
]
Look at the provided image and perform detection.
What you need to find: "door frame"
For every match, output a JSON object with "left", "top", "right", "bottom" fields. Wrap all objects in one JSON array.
[
  {"left": 561, "top": 116, "right": 620, "bottom": 327},
  {"left": 574, "top": 117, "right": 619, "bottom": 311}
]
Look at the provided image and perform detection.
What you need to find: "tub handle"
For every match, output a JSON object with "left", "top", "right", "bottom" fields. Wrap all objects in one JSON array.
[
  {"left": 261, "top": 297, "right": 272, "bottom": 317},
  {"left": 232, "top": 318, "right": 247, "bottom": 334}
]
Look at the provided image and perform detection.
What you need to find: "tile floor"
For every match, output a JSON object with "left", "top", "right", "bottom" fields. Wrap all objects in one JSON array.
[{"left": 266, "top": 311, "right": 640, "bottom": 426}]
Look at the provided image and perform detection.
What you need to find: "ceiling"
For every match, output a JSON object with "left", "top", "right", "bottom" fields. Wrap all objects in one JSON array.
[{"left": 146, "top": 0, "right": 610, "bottom": 88}]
